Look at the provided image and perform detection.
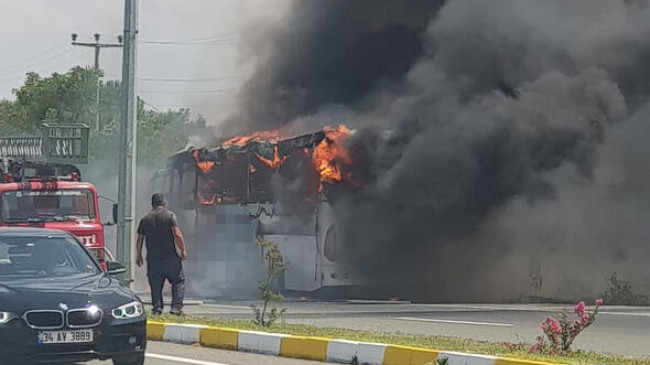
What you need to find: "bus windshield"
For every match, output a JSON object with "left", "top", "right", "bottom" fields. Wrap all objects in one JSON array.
[{"left": 1, "top": 190, "right": 96, "bottom": 223}]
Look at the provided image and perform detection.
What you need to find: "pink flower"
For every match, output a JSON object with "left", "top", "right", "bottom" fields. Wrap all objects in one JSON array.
[
  {"left": 582, "top": 313, "right": 590, "bottom": 324},
  {"left": 541, "top": 316, "right": 562, "bottom": 334},
  {"left": 595, "top": 298, "right": 604, "bottom": 306},
  {"left": 540, "top": 320, "right": 548, "bottom": 331},
  {"left": 574, "top": 301, "right": 586, "bottom": 314}
]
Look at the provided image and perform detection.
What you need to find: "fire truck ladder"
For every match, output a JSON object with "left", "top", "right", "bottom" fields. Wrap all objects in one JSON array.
[
  {"left": 0, "top": 124, "right": 89, "bottom": 181},
  {"left": 0, "top": 124, "right": 89, "bottom": 164}
]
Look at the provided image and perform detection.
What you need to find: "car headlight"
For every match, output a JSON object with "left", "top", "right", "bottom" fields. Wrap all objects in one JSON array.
[
  {"left": 112, "top": 301, "right": 143, "bottom": 319},
  {"left": 0, "top": 311, "right": 15, "bottom": 324}
]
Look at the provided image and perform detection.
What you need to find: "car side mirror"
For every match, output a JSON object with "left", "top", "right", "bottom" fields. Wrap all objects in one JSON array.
[
  {"left": 112, "top": 204, "right": 118, "bottom": 225},
  {"left": 106, "top": 261, "right": 126, "bottom": 275}
]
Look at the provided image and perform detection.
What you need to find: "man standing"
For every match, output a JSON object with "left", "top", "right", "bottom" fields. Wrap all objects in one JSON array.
[{"left": 136, "top": 193, "right": 187, "bottom": 315}]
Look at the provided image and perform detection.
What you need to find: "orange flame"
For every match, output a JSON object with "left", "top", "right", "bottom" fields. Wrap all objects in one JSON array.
[
  {"left": 256, "top": 146, "right": 288, "bottom": 170},
  {"left": 312, "top": 125, "right": 352, "bottom": 191},
  {"left": 222, "top": 130, "right": 281, "bottom": 147},
  {"left": 197, "top": 192, "right": 221, "bottom": 205},
  {"left": 192, "top": 149, "right": 216, "bottom": 174}
]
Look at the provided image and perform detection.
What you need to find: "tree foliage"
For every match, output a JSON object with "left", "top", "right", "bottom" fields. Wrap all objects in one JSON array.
[
  {"left": 0, "top": 66, "right": 205, "bottom": 172},
  {"left": 12, "top": 68, "right": 98, "bottom": 130}
]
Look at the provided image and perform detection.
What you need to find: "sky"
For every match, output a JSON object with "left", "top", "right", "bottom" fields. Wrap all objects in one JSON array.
[{"left": 0, "top": 0, "right": 266, "bottom": 123}]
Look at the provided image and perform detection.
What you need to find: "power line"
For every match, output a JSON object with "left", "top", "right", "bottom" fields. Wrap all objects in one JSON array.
[
  {"left": 70, "top": 32, "right": 123, "bottom": 131},
  {"left": 71, "top": 33, "right": 123, "bottom": 70},
  {"left": 139, "top": 34, "right": 238, "bottom": 45},
  {"left": 138, "top": 88, "right": 237, "bottom": 94},
  {"left": 0, "top": 45, "right": 72, "bottom": 78},
  {"left": 104, "top": 74, "right": 239, "bottom": 83},
  {"left": 148, "top": 102, "right": 237, "bottom": 109},
  {"left": 142, "top": 100, "right": 159, "bottom": 110},
  {"left": 0, "top": 36, "right": 97, "bottom": 78},
  {"left": 142, "top": 34, "right": 235, "bottom": 42},
  {"left": 0, "top": 41, "right": 70, "bottom": 77},
  {"left": 38, "top": 50, "right": 87, "bottom": 74},
  {"left": 140, "top": 39, "right": 239, "bottom": 46},
  {"left": 0, "top": 74, "right": 25, "bottom": 83},
  {"left": 0, "top": 48, "right": 85, "bottom": 83},
  {"left": 137, "top": 75, "right": 238, "bottom": 82}
]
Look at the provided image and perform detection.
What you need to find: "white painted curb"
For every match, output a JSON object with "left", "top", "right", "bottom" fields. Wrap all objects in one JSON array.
[
  {"left": 327, "top": 339, "right": 359, "bottom": 363},
  {"left": 162, "top": 323, "right": 205, "bottom": 344},
  {"left": 150, "top": 321, "right": 562, "bottom": 365},
  {"left": 440, "top": 351, "right": 498, "bottom": 365},
  {"left": 357, "top": 342, "right": 388, "bottom": 365},
  {"left": 238, "top": 330, "right": 287, "bottom": 356}
]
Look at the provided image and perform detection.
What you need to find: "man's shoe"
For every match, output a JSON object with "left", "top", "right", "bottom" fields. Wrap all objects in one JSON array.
[
  {"left": 151, "top": 310, "right": 162, "bottom": 316},
  {"left": 169, "top": 309, "right": 184, "bottom": 316}
]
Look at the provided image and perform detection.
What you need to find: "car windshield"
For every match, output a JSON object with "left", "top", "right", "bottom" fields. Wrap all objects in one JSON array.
[
  {"left": 0, "top": 190, "right": 95, "bottom": 223},
  {"left": 0, "top": 235, "right": 100, "bottom": 279}
]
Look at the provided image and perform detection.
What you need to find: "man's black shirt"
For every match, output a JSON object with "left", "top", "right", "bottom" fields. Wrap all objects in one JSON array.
[{"left": 137, "top": 208, "right": 179, "bottom": 262}]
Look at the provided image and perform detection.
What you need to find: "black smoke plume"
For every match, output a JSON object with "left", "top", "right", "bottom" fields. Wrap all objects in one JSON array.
[
  {"left": 222, "top": 0, "right": 650, "bottom": 301},
  {"left": 220, "top": 0, "right": 444, "bottom": 136}
]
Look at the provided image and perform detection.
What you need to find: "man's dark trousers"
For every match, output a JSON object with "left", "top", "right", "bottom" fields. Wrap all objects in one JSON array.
[{"left": 147, "top": 258, "right": 185, "bottom": 312}]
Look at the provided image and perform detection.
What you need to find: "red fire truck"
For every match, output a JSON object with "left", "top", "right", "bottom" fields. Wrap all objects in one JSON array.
[{"left": 0, "top": 124, "right": 115, "bottom": 269}]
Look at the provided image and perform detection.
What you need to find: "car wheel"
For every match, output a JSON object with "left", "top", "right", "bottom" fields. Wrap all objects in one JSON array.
[{"left": 112, "top": 352, "right": 145, "bottom": 365}]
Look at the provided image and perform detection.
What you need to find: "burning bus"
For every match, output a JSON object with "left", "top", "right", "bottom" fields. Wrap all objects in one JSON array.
[{"left": 156, "top": 126, "right": 357, "bottom": 299}]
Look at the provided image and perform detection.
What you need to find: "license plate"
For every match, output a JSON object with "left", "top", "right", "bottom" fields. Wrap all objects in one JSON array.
[{"left": 38, "top": 330, "right": 93, "bottom": 344}]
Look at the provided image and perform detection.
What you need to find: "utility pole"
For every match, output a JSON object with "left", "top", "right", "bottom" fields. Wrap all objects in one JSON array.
[
  {"left": 71, "top": 33, "right": 122, "bottom": 131},
  {"left": 117, "top": 0, "right": 138, "bottom": 287}
]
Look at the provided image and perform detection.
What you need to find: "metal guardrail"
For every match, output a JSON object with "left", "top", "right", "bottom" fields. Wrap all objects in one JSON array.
[{"left": 0, "top": 124, "right": 89, "bottom": 164}]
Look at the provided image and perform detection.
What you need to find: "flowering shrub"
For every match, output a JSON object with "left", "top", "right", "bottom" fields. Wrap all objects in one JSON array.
[
  {"left": 532, "top": 299, "right": 602, "bottom": 354},
  {"left": 503, "top": 299, "right": 602, "bottom": 355}
]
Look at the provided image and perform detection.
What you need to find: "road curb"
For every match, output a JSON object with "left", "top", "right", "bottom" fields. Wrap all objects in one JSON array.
[{"left": 146, "top": 321, "right": 561, "bottom": 365}]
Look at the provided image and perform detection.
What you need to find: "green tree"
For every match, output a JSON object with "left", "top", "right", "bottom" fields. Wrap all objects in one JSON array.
[
  {"left": 0, "top": 66, "right": 205, "bottom": 173},
  {"left": 11, "top": 67, "right": 99, "bottom": 132},
  {"left": 137, "top": 107, "right": 206, "bottom": 167},
  {"left": 0, "top": 100, "right": 28, "bottom": 134}
]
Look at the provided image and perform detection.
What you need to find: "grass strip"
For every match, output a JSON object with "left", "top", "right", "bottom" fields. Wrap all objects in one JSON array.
[{"left": 152, "top": 313, "right": 649, "bottom": 365}]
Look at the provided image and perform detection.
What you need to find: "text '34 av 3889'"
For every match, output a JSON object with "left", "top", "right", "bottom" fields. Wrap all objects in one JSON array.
[{"left": 156, "top": 125, "right": 358, "bottom": 299}]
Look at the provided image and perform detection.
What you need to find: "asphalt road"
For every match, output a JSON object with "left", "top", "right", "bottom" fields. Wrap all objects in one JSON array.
[
  {"left": 168, "top": 300, "right": 650, "bottom": 357},
  {"left": 88, "top": 341, "right": 327, "bottom": 364}
]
